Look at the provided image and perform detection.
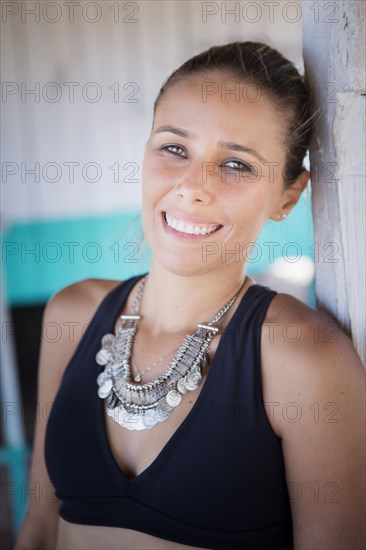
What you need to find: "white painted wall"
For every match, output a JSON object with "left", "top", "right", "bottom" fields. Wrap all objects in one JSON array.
[{"left": 2, "top": 0, "right": 304, "bottom": 223}]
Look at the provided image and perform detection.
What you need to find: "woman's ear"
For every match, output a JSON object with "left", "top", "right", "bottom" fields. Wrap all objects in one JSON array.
[{"left": 270, "top": 169, "right": 310, "bottom": 221}]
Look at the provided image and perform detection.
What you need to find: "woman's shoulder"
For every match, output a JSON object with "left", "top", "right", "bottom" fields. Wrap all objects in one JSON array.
[
  {"left": 260, "top": 289, "right": 365, "bottom": 445},
  {"left": 264, "top": 289, "right": 334, "bottom": 337},
  {"left": 261, "top": 289, "right": 364, "bottom": 418},
  {"left": 46, "top": 277, "right": 123, "bottom": 321},
  {"left": 41, "top": 279, "right": 124, "bottom": 377},
  {"left": 262, "top": 289, "right": 363, "bottom": 370}
]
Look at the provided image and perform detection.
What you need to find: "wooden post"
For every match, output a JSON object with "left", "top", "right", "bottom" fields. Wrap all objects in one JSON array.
[{"left": 303, "top": 0, "right": 366, "bottom": 365}]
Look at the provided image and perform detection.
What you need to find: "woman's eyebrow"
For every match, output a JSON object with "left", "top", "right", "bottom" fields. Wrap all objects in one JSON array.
[
  {"left": 153, "top": 125, "right": 268, "bottom": 164},
  {"left": 219, "top": 141, "right": 268, "bottom": 164},
  {"left": 154, "top": 125, "right": 189, "bottom": 138}
]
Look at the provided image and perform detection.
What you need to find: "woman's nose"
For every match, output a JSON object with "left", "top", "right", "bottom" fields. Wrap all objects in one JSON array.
[{"left": 175, "top": 161, "right": 216, "bottom": 203}]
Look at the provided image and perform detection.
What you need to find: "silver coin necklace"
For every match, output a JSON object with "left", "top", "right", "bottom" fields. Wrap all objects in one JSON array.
[{"left": 96, "top": 275, "right": 243, "bottom": 431}]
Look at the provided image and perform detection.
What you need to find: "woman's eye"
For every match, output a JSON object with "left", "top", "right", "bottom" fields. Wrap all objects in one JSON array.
[
  {"left": 160, "top": 145, "right": 187, "bottom": 158},
  {"left": 223, "top": 160, "right": 253, "bottom": 174}
]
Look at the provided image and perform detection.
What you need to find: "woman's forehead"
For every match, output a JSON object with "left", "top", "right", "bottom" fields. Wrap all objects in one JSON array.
[
  {"left": 156, "top": 74, "right": 280, "bottom": 120},
  {"left": 159, "top": 71, "right": 272, "bottom": 103},
  {"left": 153, "top": 77, "right": 286, "bottom": 153}
]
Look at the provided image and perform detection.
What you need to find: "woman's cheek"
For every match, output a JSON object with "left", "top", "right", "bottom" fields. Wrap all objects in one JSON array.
[{"left": 145, "top": 160, "right": 174, "bottom": 188}]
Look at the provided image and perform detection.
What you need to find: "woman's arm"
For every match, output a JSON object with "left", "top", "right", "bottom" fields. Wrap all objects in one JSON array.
[
  {"left": 14, "top": 278, "right": 121, "bottom": 549},
  {"left": 262, "top": 295, "right": 365, "bottom": 550}
]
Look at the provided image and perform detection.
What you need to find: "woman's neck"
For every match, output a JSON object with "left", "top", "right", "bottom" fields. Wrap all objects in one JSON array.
[{"left": 137, "top": 262, "right": 249, "bottom": 335}]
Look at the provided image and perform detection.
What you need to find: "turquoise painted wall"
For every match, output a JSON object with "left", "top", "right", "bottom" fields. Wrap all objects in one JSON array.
[{"left": 2, "top": 193, "right": 314, "bottom": 306}]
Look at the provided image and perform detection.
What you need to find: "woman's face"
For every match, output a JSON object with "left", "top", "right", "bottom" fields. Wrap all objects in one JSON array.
[{"left": 141, "top": 73, "right": 293, "bottom": 277}]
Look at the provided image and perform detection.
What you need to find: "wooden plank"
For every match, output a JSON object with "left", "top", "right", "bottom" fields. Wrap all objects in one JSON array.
[{"left": 303, "top": 0, "right": 366, "bottom": 365}]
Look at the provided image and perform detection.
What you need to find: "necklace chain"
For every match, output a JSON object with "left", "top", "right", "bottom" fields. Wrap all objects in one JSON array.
[
  {"left": 131, "top": 348, "right": 176, "bottom": 382},
  {"left": 96, "top": 275, "right": 244, "bottom": 431}
]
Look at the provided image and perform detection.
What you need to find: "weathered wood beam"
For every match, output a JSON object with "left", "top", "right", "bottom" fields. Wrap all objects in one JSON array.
[{"left": 303, "top": 0, "right": 366, "bottom": 365}]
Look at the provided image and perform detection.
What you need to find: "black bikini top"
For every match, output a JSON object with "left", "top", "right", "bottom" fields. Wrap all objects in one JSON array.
[{"left": 45, "top": 274, "right": 293, "bottom": 549}]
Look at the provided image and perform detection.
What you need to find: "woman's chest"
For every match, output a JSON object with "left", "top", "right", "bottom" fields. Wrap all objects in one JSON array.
[
  {"left": 103, "top": 370, "right": 208, "bottom": 480},
  {"left": 103, "top": 334, "right": 223, "bottom": 480}
]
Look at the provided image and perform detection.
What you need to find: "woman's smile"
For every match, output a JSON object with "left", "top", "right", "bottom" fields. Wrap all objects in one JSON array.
[{"left": 161, "top": 211, "right": 223, "bottom": 240}]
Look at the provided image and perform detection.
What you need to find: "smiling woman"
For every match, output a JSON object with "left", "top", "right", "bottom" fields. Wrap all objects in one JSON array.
[
  {"left": 15, "top": 42, "right": 365, "bottom": 550},
  {"left": 141, "top": 63, "right": 309, "bottom": 279}
]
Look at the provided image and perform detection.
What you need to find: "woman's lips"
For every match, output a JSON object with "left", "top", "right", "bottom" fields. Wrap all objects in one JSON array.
[{"left": 161, "top": 211, "right": 222, "bottom": 240}]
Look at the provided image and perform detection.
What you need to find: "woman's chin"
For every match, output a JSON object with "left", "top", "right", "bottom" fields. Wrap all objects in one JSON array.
[{"left": 150, "top": 249, "right": 217, "bottom": 278}]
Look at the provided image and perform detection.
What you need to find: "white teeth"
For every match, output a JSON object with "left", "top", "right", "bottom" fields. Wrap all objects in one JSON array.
[{"left": 165, "top": 213, "right": 220, "bottom": 235}]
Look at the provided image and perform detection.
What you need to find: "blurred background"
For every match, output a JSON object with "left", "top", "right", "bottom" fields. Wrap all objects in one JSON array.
[{"left": 1, "top": 0, "right": 315, "bottom": 546}]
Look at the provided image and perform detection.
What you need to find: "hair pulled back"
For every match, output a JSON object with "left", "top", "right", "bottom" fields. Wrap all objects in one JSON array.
[{"left": 153, "top": 41, "right": 316, "bottom": 188}]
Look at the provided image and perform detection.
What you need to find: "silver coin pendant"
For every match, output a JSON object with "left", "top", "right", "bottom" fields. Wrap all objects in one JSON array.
[
  {"left": 101, "top": 333, "right": 114, "bottom": 349},
  {"left": 166, "top": 389, "right": 182, "bottom": 407},
  {"left": 98, "top": 378, "right": 113, "bottom": 398},
  {"left": 177, "top": 378, "right": 188, "bottom": 395},
  {"left": 96, "top": 348, "right": 111, "bottom": 366}
]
